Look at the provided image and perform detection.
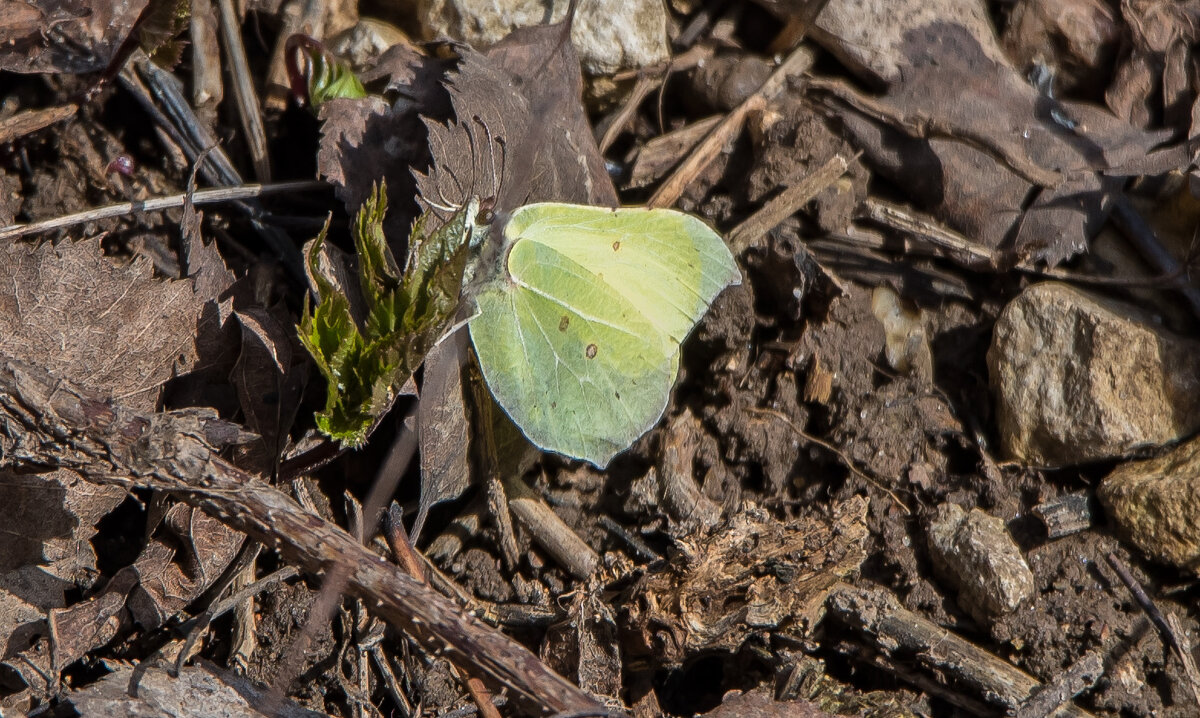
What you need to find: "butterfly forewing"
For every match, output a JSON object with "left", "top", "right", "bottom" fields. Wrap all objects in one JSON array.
[{"left": 505, "top": 204, "right": 740, "bottom": 344}]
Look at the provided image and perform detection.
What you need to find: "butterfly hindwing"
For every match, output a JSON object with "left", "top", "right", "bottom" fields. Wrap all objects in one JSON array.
[{"left": 469, "top": 239, "right": 677, "bottom": 467}]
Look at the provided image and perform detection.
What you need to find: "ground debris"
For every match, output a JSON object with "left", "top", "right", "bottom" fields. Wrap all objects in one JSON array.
[{"left": 621, "top": 497, "right": 867, "bottom": 666}]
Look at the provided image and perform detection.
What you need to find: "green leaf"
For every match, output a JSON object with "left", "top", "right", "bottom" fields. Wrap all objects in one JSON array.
[
  {"left": 298, "top": 183, "right": 474, "bottom": 446},
  {"left": 305, "top": 45, "right": 368, "bottom": 110}
]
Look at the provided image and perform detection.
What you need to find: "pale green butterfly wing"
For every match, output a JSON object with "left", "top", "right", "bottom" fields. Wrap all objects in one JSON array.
[
  {"left": 470, "top": 239, "right": 679, "bottom": 465},
  {"left": 468, "top": 203, "right": 740, "bottom": 468},
  {"left": 503, "top": 204, "right": 740, "bottom": 344}
]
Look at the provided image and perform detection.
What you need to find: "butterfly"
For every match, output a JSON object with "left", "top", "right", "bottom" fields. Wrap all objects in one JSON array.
[{"left": 461, "top": 200, "right": 740, "bottom": 468}]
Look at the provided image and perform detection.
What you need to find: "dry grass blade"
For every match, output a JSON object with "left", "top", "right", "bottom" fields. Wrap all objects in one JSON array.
[{"left": 0, "top": 181, "right": 326, "bottom": 242}]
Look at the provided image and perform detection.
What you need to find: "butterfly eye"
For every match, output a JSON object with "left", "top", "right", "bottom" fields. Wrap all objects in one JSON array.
[{"left": 476, "top": 197, "right": 497, "bottom": 226}]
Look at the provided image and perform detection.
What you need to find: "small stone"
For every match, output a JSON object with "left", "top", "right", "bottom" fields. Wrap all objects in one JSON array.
[
  {"left": 988, "top": 282, "right": 1200, "bottom": 465},
  {"left": 927, "top": 504, "right": 1034, "bottom": 622},
  {"left": 1098, "top": 435, "right": 1200, "bottom": 573},
  {"left": 417, "top": 0, "right": 668, "bottom": 75}
]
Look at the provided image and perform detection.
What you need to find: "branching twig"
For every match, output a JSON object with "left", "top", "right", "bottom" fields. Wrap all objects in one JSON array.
[{"left": 0, "top": 358, "right": 601, "bottom": 715}]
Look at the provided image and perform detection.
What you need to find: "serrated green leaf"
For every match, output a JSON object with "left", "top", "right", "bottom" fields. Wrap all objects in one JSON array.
[
  {"left": 140, "top": 0, "right": 191, "bottom": 67},
  {"left": 298, "top": 183, "right": 474, "bottom": 447}
]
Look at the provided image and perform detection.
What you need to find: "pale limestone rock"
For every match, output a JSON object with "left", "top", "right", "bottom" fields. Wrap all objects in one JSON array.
[
  {"left": 988, "top": 282, "right": 1200, "bottom": 465},
  {"left": 927, "top": 504, "right": 1034, "bottom": 622},
  {"left": 1099, "top": 435, "right": 1200, "bottom": 573},
  {"left": 417, "top": 0, "right": 668, "bottom": 75}
]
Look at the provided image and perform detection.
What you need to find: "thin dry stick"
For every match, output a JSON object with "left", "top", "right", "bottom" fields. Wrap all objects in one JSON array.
[
  {"left": 216, "top": 0, "right": 272, "bottom": 181},
  {"left": 190, "top": 0, "right": 224, "bottom": 108},
  {"left": 0, "top": 359, "right": 602, "bottom": 715},
  {"left": 503, "top": 475, "right": 600, "bottom": 580},
  {"left": 382, "top": 505, "right": 502, "bottom": 718},
  {"left": 1110, "top": 196, "right": 1200, "bottom": 322},
  {"left": 746, "top": 407, "right": 909, "bottom": 514},
  {"left": 1106, "top": 553, "right": 1200, "bottom": 708},
  {"left": 600, "top": 44, "right": 713, "bottom": 154},
  {"left": 648, "top": 45, "right": 817, "bottom": 208},
  {"left": 598, "top": 74, "right": 656, "bottom": 154},
  {"left": 829, "top": 584, "right": 1098, "bottom": 717},
  {"left": 728, "top": 154, "right": 850, "bottom": 251},
  {"left": 860, "top": 197, "right": 998, "bottom": 269},
  {"left": 1165, "top": 612, "right": 1200, "bottom": 709},
  {"left": 1013, "top": 651, "right": 1105, "bottom": 718},
  {"left": 0, "top": 180, "right": 325, "bottom": 242}
]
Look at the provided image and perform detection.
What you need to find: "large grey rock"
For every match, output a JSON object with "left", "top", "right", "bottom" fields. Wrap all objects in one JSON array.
[
  {"left": 417, "top": 0, "right": 668, "bottom": 75},
  {"left": 927, "top": 504, "right": 1034, "bottom": 622},
  {"left": 988, "top": 282, "right": 1200, "bottom": 465},
  {"left": 1099, "top": 435, "right": 1200, "bottom": 573}
]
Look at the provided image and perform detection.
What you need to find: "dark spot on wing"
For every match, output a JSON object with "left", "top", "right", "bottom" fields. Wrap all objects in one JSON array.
[
  {"left": 612, "top": 240, "right": 620, "bottom": 251},
  {"left": 558, "top": 315, "right": 570, "bottom": 332},
  {"left": 585, "top": 343, "right": 598, "bottom": 359},
  {"left": 551, "top": 401, "right": 557, "bottom": 409}
]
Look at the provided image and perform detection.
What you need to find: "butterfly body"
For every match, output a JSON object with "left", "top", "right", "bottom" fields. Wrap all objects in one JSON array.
[{"left": 466, "top": 202, "right": 740, "bottom": 468}]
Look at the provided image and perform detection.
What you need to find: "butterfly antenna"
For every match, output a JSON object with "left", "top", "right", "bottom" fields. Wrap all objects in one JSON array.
[
  {"left": 442, "top": 162, "right": 467, "bottom": 205},
  {"left": 473, "top": 116, "right": 502, "bottom": 202},
  {"left": 429, "top": 172, "right": 461, "bottom": 214},
  {"left": 425, "top": 199, "right": 454, "bottom": 217},
  {"left": 461, "top": 118, "right": 482, "bottom": 200}
]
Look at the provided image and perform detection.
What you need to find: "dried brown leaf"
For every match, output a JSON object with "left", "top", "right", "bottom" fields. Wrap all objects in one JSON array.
[{"left": 0, "top": 0, "right": 149, "bottom": 74}]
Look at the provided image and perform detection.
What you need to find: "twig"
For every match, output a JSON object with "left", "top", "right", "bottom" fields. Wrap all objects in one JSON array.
[
  {"left": 216, "top": 0, "right": 271, "bottom": 181},
  {"left": 383, "top": 503, "right": 428, "bottom": 583},
  {"left": 598, "top": 74, "right": 656, "bottom": 154},
  {"left": 1106, "top": 553, "right": 1200, "bottom": 707},
  {"left": 728, "top": 154, "right": 850, "bottom": 251},
  {"left": 1110, "top": 196, "right": 1200, "bottom": 323},
  {"left": 1165, "top": 612, "right": 1200, "bottom": 709},
  {"left": 382, "top": 504, "right": 502, "bottom": 718},
  {"left": 674, "top": 0, "right": 725, "bottom": 49},
  {"left": 0, "top": 358, "right": 602, "bottom": 715},
  {"left": 860, "top": 197, "right": 998, "bottom": 269},
  {"left": 120, "top": 56, "right": 305, "bottom": 280},
  {"left": 746, "top": 407, "right": 909, "bottom": 514},
  {"left": 1013, "top": 651, "right": 1105, "bottom": 718},
  {"left": 0, "top": 104, "right": 78, "bottom": 144},
  {"left": 829, "top": 584, "right": 1098, "bottom": 717},
  {"left": 503, "top": 475, "right": 600, "bottom": 580},
  {"left": 0, "top": 181, "right": 326, "bottom": 242},
  {"left": 598, "top": 44, "right": 714, "bottom": 154},
  {"left": 598, "top": 515, "right": 660, "bottom": 563},
  {"left": 648, "top": 44, "right": 817, "bottom": 208},
  {"left": 190, "top": 0, "right": 224, "bottom": 108},
  {"left": 173, "top": 564, "right": 300, "bottom": 677}
]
